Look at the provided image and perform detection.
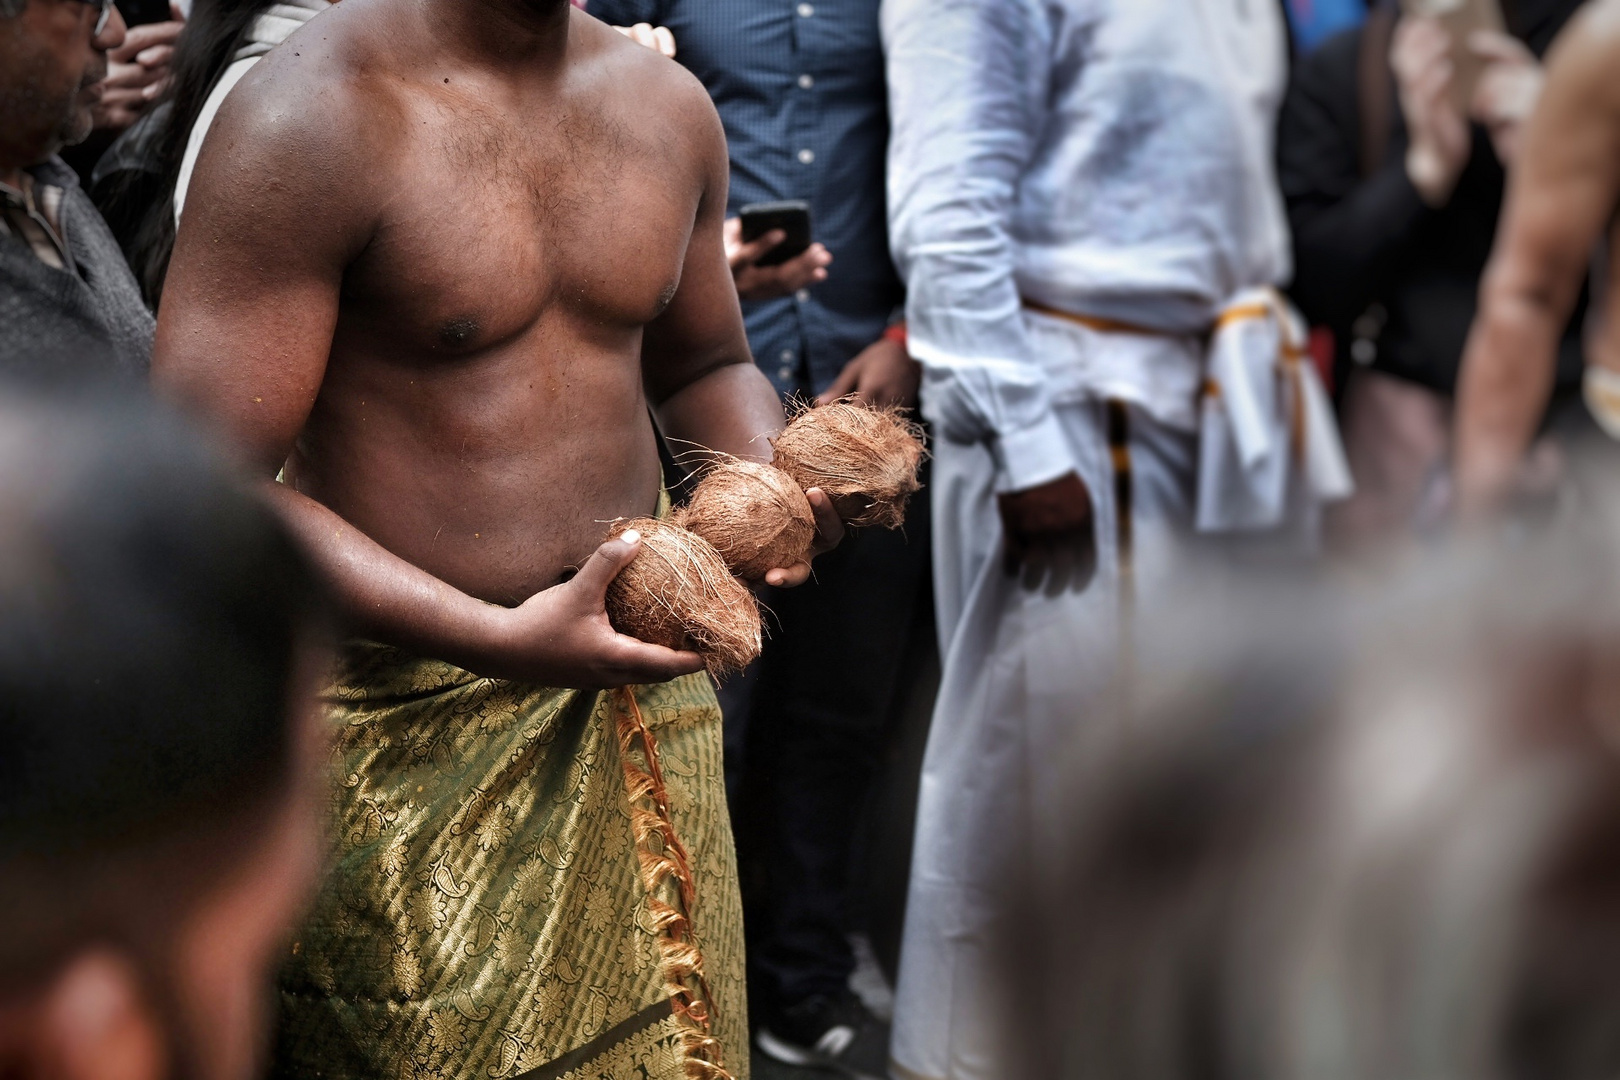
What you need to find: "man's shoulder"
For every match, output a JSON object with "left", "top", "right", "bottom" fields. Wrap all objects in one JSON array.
[
  {"left": 180, "top": 9, "right": 397, "bottom": 238},
  {"left": 234, "top": 1, "right": 401, "bottom": 119},
  {"left": 1579, "top": 0, "right": 1620, "bottom": 41},
  {"left": 579, "top": 12, "right": 714, "bottom": 126},
  {"left": 1521, "top": 0, "right": 1620, "bottom": 131},
  {"left": 1549, "top": 0, "right": 1620, "bottom": 89},
  {"left": 204, "top": 10, "right": 393, "bottom": 179}
]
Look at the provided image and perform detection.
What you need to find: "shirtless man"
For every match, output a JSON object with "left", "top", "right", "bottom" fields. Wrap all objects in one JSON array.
[
  {"left": 152, "top": 0, "right": 838, "bottom": 1076},
  {"left": 1454, "top": 0, "right": 1620, "bottom": 515}
]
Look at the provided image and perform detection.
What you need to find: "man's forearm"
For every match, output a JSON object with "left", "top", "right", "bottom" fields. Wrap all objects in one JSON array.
[
  {"left": 262, "top": 483, "right": 511, "bottom": 668},
  {"left": 1453, "top": 289, "right": 1564, "bottom": 514},
  {"left": 653, "top": 360, "right": 786, "bottom": 462}
]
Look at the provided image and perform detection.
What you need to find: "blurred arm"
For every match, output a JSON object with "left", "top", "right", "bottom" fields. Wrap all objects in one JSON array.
[{"left": 1454, "top": 4, "right": 1620, "bottom": 516}]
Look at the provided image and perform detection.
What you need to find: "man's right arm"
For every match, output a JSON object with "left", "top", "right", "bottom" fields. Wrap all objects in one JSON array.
[
  {"left": 153, "top": 66, "right": 702, "bottom": 688},
  {"left": 1454, "top": 0, "right": 1620, "bottom": 517},
  {"left": 882, "top": 0, "right": 1091, "bottom": 585}
]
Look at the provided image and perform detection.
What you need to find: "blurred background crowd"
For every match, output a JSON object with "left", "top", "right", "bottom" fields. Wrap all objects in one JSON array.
[{"left": 8, "top": 0, "right": 1620, "bottom": 1079}]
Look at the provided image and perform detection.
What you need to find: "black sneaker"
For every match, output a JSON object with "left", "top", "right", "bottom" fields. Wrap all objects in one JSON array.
[{"left": 755, "top": 991, "right": 890, "bottom": 1079}]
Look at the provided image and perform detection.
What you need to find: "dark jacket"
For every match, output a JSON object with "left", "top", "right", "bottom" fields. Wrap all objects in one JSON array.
[
  {"left": 0, "top": 157, "right": 154, "bottom": 386},
  {"left": 1279, "top": 1, "right": 1586, "bottom": 395}
]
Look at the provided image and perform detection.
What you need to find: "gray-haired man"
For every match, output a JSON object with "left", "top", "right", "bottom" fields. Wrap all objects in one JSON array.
[{"left": 0, "top": 0, "right": 153, "bottom": 383}]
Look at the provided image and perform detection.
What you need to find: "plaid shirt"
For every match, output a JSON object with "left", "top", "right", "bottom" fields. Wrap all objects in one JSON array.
[{"left": 0, "top": 170, "right": 75, "bottom": 275}]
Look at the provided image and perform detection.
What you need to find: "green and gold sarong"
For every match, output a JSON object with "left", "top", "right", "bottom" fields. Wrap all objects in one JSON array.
[{"left": 274, "top": 643, "right": 748, "bottom": 1080}]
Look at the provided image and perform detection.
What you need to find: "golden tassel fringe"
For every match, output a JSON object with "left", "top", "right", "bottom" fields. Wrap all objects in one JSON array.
[{"left": 615, "top": 688, "right": 734, "bottom": 1080}]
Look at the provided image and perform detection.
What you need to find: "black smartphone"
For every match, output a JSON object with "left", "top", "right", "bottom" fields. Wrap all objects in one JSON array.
[
  {"left": 739, "top": 200, "right": 812, "bottom": 268},
  {"left": 116, "top": 0, "right": 174, "bottom": 25}
]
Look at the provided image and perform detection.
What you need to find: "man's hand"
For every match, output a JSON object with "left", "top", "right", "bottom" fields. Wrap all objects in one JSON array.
[
  {"left": 997, "top": 472, "right": 1096, "bottom": 595},
  {"left": 1393, "top": 16, "right": 1471, "bottom": 207},
  {"left": 724, "top": 216, "right": 831, "bottom": 301},
  {"left": 1470, "top": 30, "right": 1544, "bottom": 165},
  {"left": 612, "top": 22, "right": 677, "bottom": 58},
  {"left": 489, "top": 530, "right": 706, "bottom": 688},
  {"left": 815, "top": 336, "right": 921, "bottom": 410},
  {"left": 761, "top": 488, "right": 845, "bottom": 588},
  {"left": 93, "top": 5, "right": 185, "bottom": 133}
]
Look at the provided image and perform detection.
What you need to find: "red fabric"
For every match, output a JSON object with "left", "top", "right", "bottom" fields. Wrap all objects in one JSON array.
[{"left": 1308, "top": 326, "right": 1335, "bottom": 396}]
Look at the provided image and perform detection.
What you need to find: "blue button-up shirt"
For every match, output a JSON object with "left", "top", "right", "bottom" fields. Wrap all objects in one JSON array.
[{"left": 588, "top": 0, "right": 903, "bottom": 398}]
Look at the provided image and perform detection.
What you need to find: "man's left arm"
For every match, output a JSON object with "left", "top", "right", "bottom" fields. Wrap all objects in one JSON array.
[
  {"left": 1454, "top": 3, "right": 1620, "bottom": 516},
  {"left": 642, "top": 87, "right": 842, "bottom": 583}
]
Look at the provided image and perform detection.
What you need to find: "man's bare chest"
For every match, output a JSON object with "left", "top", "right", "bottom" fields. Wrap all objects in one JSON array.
[{"left": 341, "top": 113, "right": 699, "bottom": 356}]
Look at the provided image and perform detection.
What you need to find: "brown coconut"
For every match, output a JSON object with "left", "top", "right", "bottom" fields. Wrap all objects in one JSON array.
[
  {"left": 675, "top": 460, "right": 816, "bottom": 581},
  {"left": 603, "top": 517, "right": 762, "bottom": 678},
  {"left": 771, "top": 401, "right": 926, "bottom": 529}
]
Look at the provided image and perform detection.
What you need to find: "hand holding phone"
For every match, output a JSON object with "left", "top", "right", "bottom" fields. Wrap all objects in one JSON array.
[
  {"left": 1399, "top": 0, "right": 1506, "bottom": 111},
  {"left": 738, "top": 200, "right": 813, "bottom": 267},
  {"left": 1392, "top": 12, "right": 1473, "bottom": 204},
  {"left": 724, "top": 211, "right": 832, "bottom": 302}
]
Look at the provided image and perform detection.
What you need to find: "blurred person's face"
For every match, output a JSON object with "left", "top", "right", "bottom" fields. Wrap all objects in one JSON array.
[
  {"left": 0, "top": 0, "right": 127, "bottom": 172},
  {"left": 2, "top": 648, "right": 329, "bottom": 1080}
]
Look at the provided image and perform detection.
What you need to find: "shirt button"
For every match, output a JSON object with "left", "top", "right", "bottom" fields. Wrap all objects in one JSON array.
[
  {"left": 778, "top": 366, "right": 794, "bottom": 381},
  {"left": 795, "top": 289, "right": 810, "bottom": 302},
  {"left": 779, "top": 349, "right": 795, "bottom": 362},
  {"left": 797, "top": 148, "right": 816, "bottom": 165},
  {"left": 798, "top": 73, "right": 815, "bottom": 89},
  {"left": 797, "top": 2, "right": 814, "bottom": 15}
]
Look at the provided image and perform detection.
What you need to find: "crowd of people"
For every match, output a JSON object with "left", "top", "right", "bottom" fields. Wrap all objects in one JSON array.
[{"left": 7, "top": 0, "right": 1620, "bottom": 1079}]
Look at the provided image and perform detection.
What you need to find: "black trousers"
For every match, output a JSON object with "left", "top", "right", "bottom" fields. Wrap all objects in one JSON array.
[{"left": 723, "top": 489, "right": 932, "bottom": 1014}]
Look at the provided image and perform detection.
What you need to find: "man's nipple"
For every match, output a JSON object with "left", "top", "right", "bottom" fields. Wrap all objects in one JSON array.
[
  {"left": 439, "top": 315, "right": 482, "bottom": 348},
  {"left": 654, "top": 283, "right": 678, "bottom": 316}
]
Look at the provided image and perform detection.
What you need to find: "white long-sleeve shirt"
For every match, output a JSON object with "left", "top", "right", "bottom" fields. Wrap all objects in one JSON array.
[{"left": 882, "top": 0, "right": 1291, "bottom": 492}]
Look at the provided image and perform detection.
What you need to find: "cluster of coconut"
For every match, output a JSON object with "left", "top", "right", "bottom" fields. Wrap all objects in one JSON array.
[{"left": 605, "top": 401, "right": 926, "bottom": 678}]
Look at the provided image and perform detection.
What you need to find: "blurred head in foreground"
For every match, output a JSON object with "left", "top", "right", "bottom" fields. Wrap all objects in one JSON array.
[
  {"left": 1010, "top": 509, "right": 1620, "bottom": 1080},
  {"left": 0, "top": 393, "right": 330, "bottom": 1080}
]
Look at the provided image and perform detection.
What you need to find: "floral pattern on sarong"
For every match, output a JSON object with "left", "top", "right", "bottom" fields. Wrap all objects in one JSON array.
[{"left": 272, "top": 644, "right": 747, "bottom": 1080}]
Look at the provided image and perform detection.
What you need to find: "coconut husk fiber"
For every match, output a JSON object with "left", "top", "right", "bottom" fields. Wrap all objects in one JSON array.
[
  {"left": 771, "top": 400, "right": 927, "bottom": 529},
  {"left": 603, "top": 517, "right": 762, "bottom": 678},
  {"left": 675, "top": 459, "right": 816, "bottom": 581}
]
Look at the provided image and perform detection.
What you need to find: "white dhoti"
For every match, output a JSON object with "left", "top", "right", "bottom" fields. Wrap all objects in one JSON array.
[
  {"left": 878, "top": 3, "right": 1323, "bottom": 1071},
  {"left": 889, "top": 298, "right": 1351, "bottom": 1079},
  {"left": 891, "top": 344, "right": 1203, "bottom": 1080}
]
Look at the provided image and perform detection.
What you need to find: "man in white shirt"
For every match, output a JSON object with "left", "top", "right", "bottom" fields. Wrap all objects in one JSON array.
[{"left": 881, "top": 2, "right": 1297, "bottom": 1076}]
